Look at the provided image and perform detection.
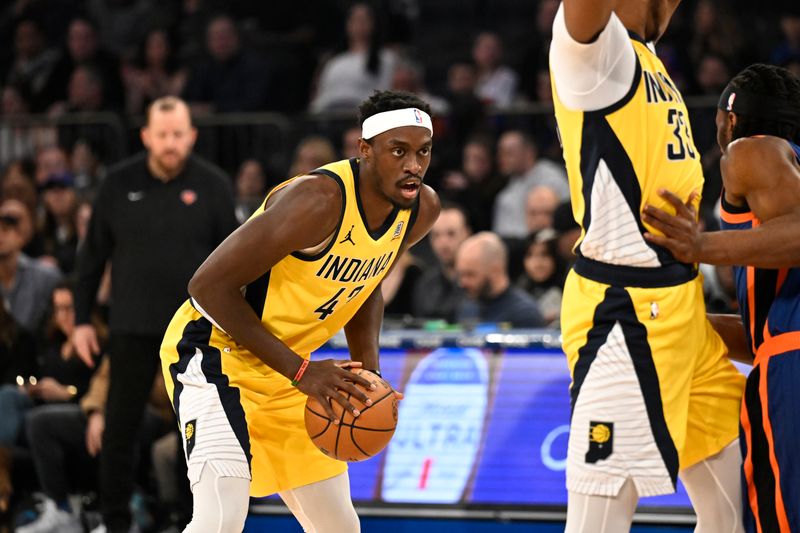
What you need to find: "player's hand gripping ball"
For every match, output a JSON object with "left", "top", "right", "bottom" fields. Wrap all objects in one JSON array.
[{"left": 304, "top": 369, "right": 398, "bottom": 461}]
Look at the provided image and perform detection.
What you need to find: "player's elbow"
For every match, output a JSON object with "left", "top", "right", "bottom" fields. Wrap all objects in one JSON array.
[{"left": 188, "top": 268, "right": 213, "bottom": 302}]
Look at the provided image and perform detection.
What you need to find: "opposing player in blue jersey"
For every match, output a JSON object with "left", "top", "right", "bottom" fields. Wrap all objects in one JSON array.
[{"left": 644, "top": 63, "right": 800, "bottom": 533}]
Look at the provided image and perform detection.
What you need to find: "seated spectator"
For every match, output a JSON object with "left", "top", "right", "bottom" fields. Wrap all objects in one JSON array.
[
  {"left": 516, "top": 230, "right": 566, "bottom": 325},
  {"left": 70, "top": 138, "right": 105, "bottom": 193},
  {"left": 5, "top": 19, "right": 62, "bottom": 112},
  {"left": 455, "top": 232, "right": 544, "bottom": 328},
  {"left": 1, "top": 159, "right": 39, "bottom": 217},
  {"left": 234, "top": 158, "right": 267, "bottom": 224},
  {"left": 524, "top": 185, "right": 559, "bottom": 235},
  {"left": 310, "top": 2, "right": 398, "bottom": 112},
  {"left": 49, "top": 17, "right": 124, "bottom": 110},
  {"left": 122, "top": 28, "right": 188, "bottom": 116},
  {"left": 183, "top": 15, "right": 271, "bottom": 113},
  {"left": 0, "top": 84, "right": 34, "bottom": 165},
  {"left": 441, "top": 61, "right": 487, "bottom": 159},
  {"left": 0, "top": 282, "right": 96, "bottom": 516},
  {"left": 517, "top": 0, "right": 559, "bottom": 101},
  {"left": 39, "top": 172, "right": 79, "bottom": 274},
  {"left": 390, "top": 59, "right": 449, "bottom": 115},
  {"left": 34, "top": 145, "right": 69, "bottom": 188},
  {"left": 341, "top": 126, "right": 361, "bottom": 159},
  {"left": 20, "top": 352, "right": 176, "bottom": 533},
  {"left": 0, "top": 199, "right": 62, "bottom": 334},
  {"left": 0, "top": 298, "right": 37, "bottom": 513},
  {"left": 411, "top": 202, "right": 471, "bottom": 323},
  {"left": 695, "top": 53, "right": 731, "bottom": 95},
  {"left": 439, "top": 136, "right": 504, "bottom": 232},
  {"left": 0, "top": 174, "right": 44, "bottom": 258},
  {"left": 85, "top": 0, "right": 163, "bottom": 58},
  {"left": 288, "top": 135, "right": 337, "bottom": 177},
  {"left": 472, "top": 32, "right": 518, "bottom": 109},
  {"left": 49, "top": 65, "right": 110, "bottom": 116},
  {"left": 492, "top": 130, "right": 568, "bottom": 238},
  {"left": 772, "top": 10, "right": 800, "bottom": 67}
]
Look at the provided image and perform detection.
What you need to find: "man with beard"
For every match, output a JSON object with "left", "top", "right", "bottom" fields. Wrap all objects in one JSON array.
[
  {"left": 454, "top": 231, "right": 543, "bottom": 328},
  {"left": 73, "top": 96, "right": 238, "bottom": 533},
  {"left": 411, "top": 201, "right": 471, "bottom": 322}
]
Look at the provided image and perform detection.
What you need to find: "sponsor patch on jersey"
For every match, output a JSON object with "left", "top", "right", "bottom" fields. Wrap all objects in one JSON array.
[{"left": 392, "top": 220, "right": 404, "bottom": 240}]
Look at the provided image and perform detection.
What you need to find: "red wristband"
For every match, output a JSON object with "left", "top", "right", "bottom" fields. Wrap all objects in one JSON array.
[{"left": 291, "top": 358, "right": 310, "bottom": 387}]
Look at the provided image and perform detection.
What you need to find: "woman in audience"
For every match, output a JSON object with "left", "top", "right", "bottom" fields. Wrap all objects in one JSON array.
[
  {"left": 310, "top": 2, "right": 398, "bottom": 111},
  {"left": 122, "top": 28, "right": 187, "bottom": 115},
  {"left": 516, "top": 229, "right": 566, "bottom": 325}
]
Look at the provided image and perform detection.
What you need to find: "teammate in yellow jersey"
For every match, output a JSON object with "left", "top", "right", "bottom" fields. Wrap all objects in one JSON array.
[
  {"left": 160, "top": 90, "right": 440, "bottom": 533},
  {"left": 550, "top": 1, "right": 745, "bottom": 531}
]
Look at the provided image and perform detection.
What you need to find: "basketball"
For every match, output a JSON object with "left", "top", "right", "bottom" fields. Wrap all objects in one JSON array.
[{"left": 304, "top": 368, "right": 398, "bottom": 462}]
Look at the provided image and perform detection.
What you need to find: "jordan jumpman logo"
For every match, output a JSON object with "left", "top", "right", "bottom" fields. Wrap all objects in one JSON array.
[{"left": 339, "top": 225, "right": 356, "bottom": 245}]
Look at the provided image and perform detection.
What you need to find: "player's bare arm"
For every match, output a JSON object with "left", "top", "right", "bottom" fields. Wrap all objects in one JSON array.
[
  {"left": 643, "top": 137, "right": 800, "bottom": 267},
  {"left": 343, "top": 185, "right": 440, "bottom": 376},
  {"left": 707, "top": 314, "right": 752, "bottom": 363},
  {"left": 561, "top": 0, "right": 616, "bottom": 43},
  {"left": 188, "top": 174, "right": 374, "bottom": 421}
]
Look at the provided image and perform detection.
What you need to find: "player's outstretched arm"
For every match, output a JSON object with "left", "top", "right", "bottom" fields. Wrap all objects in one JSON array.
[
  {"left": 643, "top": 138, "right": 800, "bottom": 268},
  {"left": 188, "top": 175, "right": 374, "bottom": 422},
  {"left": 561, "top": 0, "right": 616, "bottom": 43},
  {"left": 343, "top": 185, "right": 440, "bottom": 380}
]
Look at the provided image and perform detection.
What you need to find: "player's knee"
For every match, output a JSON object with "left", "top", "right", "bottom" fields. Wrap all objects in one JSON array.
[
  {"left": 316, "top": 505, "right": 359, "bottom": 533},
  {"left": 186, "top": 496, "right": 248, "bottom": 533}
]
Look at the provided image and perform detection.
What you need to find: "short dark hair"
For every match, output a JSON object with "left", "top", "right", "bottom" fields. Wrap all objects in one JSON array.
[
  {"left": 438, "top": 200, "right": 472, "bottom": 231},
  {"left": 728, "top": 63, "right": 800, "bottom": 143},
  {"left": 358, "top": 90, "right": 432, "bottom": 126}
]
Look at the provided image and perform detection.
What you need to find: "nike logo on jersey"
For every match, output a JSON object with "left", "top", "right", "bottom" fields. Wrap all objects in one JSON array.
[{"left": 127, "top": 191, "right": 145, "bottom": 201}]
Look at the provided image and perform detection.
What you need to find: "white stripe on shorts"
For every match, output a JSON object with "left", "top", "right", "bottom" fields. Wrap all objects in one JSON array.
[
  {"left": 567, "top": 322, "right": 674, "bottom": 497},
  {"left": 176, "top": 347, "right": 251, "bottom": 487}
]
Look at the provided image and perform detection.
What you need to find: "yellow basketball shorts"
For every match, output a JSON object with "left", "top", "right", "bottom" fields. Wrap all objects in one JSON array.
[
  {"left": 160, "top": 299, "right": 346, "bottom": 497},
  {"left": 561, "top": 270, "right": 745, "bottom": 497}
]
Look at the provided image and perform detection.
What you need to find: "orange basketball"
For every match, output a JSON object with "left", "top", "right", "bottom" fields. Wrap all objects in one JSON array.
[{"left": 304, "top": 368, "right": 398, "bottom": 462}]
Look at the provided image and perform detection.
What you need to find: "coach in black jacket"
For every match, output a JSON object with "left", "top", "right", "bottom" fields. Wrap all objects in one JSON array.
[{"left": 74, "top": 96, "right": 238, "bottom": 533}]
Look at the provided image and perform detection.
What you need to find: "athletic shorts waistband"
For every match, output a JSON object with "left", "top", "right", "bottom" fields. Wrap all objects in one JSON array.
[{"left": 573, "top": 255, "right": 697, "bottom": 288}]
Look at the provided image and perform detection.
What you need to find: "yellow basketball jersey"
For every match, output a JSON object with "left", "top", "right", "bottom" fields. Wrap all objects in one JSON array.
[
  {"left": 243, "top": 158, "right": 415, "bottom": 356},
  {"left": 552, "top": 34, "right": 701, "bottom": 278}
]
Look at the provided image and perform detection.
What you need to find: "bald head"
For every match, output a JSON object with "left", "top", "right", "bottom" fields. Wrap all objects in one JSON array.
[
  {"left": 455, "top": 232, "right": 509, "bottom": 300},
  {"left": 459, "top": 232, "right": 507, "bottom": 270},
  {"left": 526, "top": 185, "right": 559, "bottom": 233}
]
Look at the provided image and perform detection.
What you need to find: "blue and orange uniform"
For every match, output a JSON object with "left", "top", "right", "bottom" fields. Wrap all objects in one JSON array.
[{"left": 720, "top": 140, "right": 800, "bottom": 533}]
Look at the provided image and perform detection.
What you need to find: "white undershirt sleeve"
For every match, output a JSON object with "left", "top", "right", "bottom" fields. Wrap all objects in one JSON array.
[{"left": 549, "top": 4, "right": 637, "bottom": 111}]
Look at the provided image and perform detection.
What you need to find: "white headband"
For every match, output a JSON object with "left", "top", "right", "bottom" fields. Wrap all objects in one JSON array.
[{"left": 361, "top": 108, "right": 433, "bottom": 140}]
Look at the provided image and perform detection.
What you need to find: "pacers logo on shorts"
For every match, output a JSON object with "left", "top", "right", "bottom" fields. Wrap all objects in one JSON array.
[
  {"left": 586, "top": 421, "right": 613, "bottom": 464},
  {"left": 185, "top": 419, "right": 197, "bottom": 459}
]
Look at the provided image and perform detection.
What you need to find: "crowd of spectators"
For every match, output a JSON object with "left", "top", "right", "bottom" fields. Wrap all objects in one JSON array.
[{"left": 0, "top": 0, "right": 793, "bottom": 531}]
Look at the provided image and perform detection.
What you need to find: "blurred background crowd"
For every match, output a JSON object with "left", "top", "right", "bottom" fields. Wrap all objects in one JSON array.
[{"left": 0, "top": 0, "right": 797, "bottom": 531}]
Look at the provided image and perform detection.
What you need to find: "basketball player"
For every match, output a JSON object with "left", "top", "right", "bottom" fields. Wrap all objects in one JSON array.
[
  {"left": 643, "top": 64, "right": 800, "bottom": 533},
  {"left": 550, "top": 2, "right": 745, "bottom": 531},
  {"left": 160, "top": 90, "right": 439, "bottom": 533}
]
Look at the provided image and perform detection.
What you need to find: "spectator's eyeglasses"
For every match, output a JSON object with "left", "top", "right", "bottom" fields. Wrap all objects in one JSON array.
[{"left": 0, "top": 215, "right": 20, "bottom": 228}]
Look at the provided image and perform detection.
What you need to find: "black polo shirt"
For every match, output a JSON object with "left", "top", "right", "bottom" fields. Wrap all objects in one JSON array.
[{"left": 76, "top": 153, "right": 238, "bottom": 336}]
